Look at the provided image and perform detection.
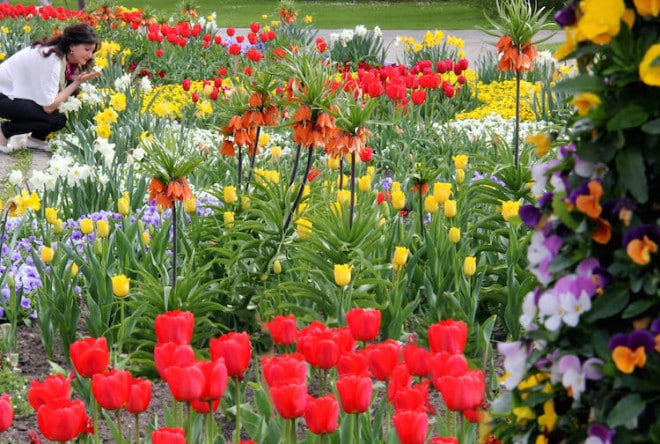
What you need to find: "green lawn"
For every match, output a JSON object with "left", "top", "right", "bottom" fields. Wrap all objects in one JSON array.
[{"left": 47, "top": 1, "right": 489, "bottom": 30}]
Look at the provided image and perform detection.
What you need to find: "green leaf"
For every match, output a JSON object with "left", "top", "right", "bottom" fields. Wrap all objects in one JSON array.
[
  {"left": 606, "top": 393, "right": 646, "bottom": 428},
  {"left": 607, "top": 105, "right": 649, "bottom": 131},
  {"left": 641, "top": 118, "right": 660, "bottom": 134},
  {"left": 583, "top": 286, "right": 629, "bottom": 322},
  {"left": 622, "top": 298, "right": 655, "bottom": 319},
  {"left": 552, "top": 194, "right": 581, "bottom": 230},
  {"left": 553, "top": 75, "right": 605, "bottom": 94},
  {"left": 616, "top": 148, "right": 648, "bottom": 203}
]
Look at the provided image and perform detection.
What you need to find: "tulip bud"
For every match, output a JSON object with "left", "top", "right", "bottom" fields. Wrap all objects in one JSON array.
[
  {"left": 223, "top": 186, "right": 237, "bottom": 204},
  {"left": 271, "top": 145, "right": 282, "bottom": 160},
  {"left": 296, "top": 218, "right": 312, "bottom": 238},
  {"left": 241, "top": 196, "right": 251, "bottom": 210},
  {"left": 463, "top": 256, "right": 476, "bottom": 276},
  {"left": 448, "top": 227, "right": 461, "bottom": 243},
  {"left": 391, "top": 191, "right": 406, "bottom": 211},
  {"left": 71, "top": 263, "right": 79, "bottom": 278},
  {"left": 273, "top": 259, "right": 282, "bottom": 274},
  {"left": 224, "top": 211, "right": 235, "bottom": 228},
  {"left": 41, "top": 246, "right": 54, "bottom": 263},
  {"left": 392, "top": 246, "right": 409, "bottom": 272},
  {"left": 53, "top": 219, "right": 64, "bottom": 234},
  {"left": 444, "top": 200, "right": 457, "bottom": 218},
  {"left": 334, "top": 263, "right": 351, "bottom": 286},
  {"left": 96, "top": 220, "right": 110, "bottom": 238},
  {"left": 433, "top": 182, "right": 452, "bottom": 204},
  {"left": 183, "top": 197, "right": 196, "bottom": 214},
  {"left": 80, "top": 218, "right": 94, "bottom": 235},
  {"left": 45, "top": 207, "right": 58, "bottom": 225},
  {"left": 424, "top": 195, "right": 438, "bottom": 213},
  {"left": 358, "top": 175, "right": 372, "bottom": 192},
  {"left": 455, "top": 168, "right": 465, "bottom": 184},
  {"left": 117, "top": 195, "right": 130, "bottom": 216}
]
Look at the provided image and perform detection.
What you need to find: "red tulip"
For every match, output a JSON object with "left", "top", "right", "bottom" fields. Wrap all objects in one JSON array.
[
  {"left": 336, "top": 372, "right": 372, "bottom": 414},
  {"left": 181, "top": 79, "right": 191, "bottom": 92},
  {"left": 155, "top": 49, "right": 164, "bottom": 57},
  {"left": 154, "top": 342, "right": 196, "bottom": 379},
  {"left": 428, "top": 320, "right": 468, "bottom": 354},
  {"left": 197, "top": 359, "right": 228, "bottom": 402},
  {"left": 191, "top": 92, "right": 200, "bottom": 102},
  {"left": 430, "top": 352, "right": 469, "bottom": 384},
  {"left": 411, "top": 89, "right": 427, "bottom": 105},
  {"left": 393, "top": 409, "right": 429, "bottom": 444},
  {"left": 346, "top": 308, "right": 381, "bottom": 341},
  {"left": 28, "top": 374, "right": 72, "bottom": 411},
  {"left": 209, "top": 332, "right": 251, "bottom": 379},
  {"left": 226, "top": 27, "right": 236, "bottom": 37},
  {"left": 387, "top": 362, "right": 412, "bottom": 401},
  {"left": 359, "top": 146, "right": 373, "bottom": 163},
  {"left": 337, "top": 350, "right": 369, "bottom": 376},
  {"left": 162, "top": 362, "right": 205, "bottom": 402},
  {"left": 435, "top": 369, "right": 485, "bottom": 411},
  {"left": 37, "top": 398, "right": 88, "bottom": 442},
  {"left": 315, "top": 37, "right": 327, "bottom": 52},
  {"left": 392, "top": 380, "right": 432, "bottom": 413},
  {"left": 332, "top": 327, "right": 356, "bottom": 355},
  {"left": 264, "top": 314, "right": 298, "bottom": 346},
  {"left": 0, "top": 394, "right": 13, "bottom": 433},
  {"left": 299, "top": 329, "right": 340, "bottom": 370},
  {"left": 250, "top": 22, "right": 260, "bottom": 33},
  {"left": 69, "top": 337, "right": 110, "bottom": 378},
  {"left": 304, "top": 394, "right": 339, "bottom": 435},
  {"left": 155, "top": 310, "right": 194, "bottom": 344},
  {"left": 430, "top": 437, "right": 459, "bottom": 444},
  {"left": 92, "top": 369, "right": 131, "bottom": 411},
  {"left": 126, "top": 377, "right": 152, "bottom": 414},
  {"left": 270, "top": 382, "right": 307, "bottom": 419},
  {"left": 366, "top": 339, "right": 401, "bottom": 381},
  {"left": 190, "top": 398, "right": 220, "bottom": 414},
  {"left": 262, "top": 353, "right": 307, "bottom": 387},
  {"left": 403, "top": 342, "right": 432, "bottom": 377},
  {"left": 152, "top": 427, "right": 186, "bottom": 444}
]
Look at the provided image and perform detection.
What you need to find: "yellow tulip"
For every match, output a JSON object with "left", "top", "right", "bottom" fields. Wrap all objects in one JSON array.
[
  {"left": 241, "top": 196, "right": 251, "bottom": 210},
  {"left": 111, "top": 274, "right": 130, "bottom": 298},
  {"left": 143, "top": 231, "right": 151, "bottom": 245},
  {"left": 358, "top": 175, "right": 372, "bottom": 192},
  {"left": 53, "top": 219, "right": 64, "bottom": 234},
  {"left": 501, "top": 200, "right": 521, "bottom": 222},
  {"left": 391, "top": 181, "right": 402, "bottom": 193},
  {"left": 297, "top": 217, "right": 312, "bottom": 238},
  {"left": 71, "top": 263, "right": 79, "bottom": 278},
  {"left": 392, "top": 191, "right": 406, "bottom": 210},
  {"left": 271, "top": 145, "right": 282, "bottom": 160},
  {"left": 433, "top": 182, "right": 452, "bottom": 204},
  {"left": 334, "top": 263, "right": 352, "bottom": 286},
  {"left": 452, "top": 154, "right": 468, "bottom": 170},
  {"left": 392, "top": 246, "right": 409, "bottom": 271},
  {"left": 424, "top": 195, "right": 438, "bottom": 213},
  {"left": 40, "top": 246, "right": 54, "bottom": 263},
  {"left": 45, "top": 207, "right": 58, "bottom": 225},
  {"left": 80, "top": 218, "right": 94, "bottom": 235},
  {"left": 224, "top": 186, "right": 237, "bottom": 205},
  {"left": 258, "top": 132, "right": 270, "bottom": 147},
  {"left": 463, "top": 256, "right": 477, "bottom": 276},
  {"left": 366, "top": 166, "right": 375, "bottom": 177},
  {"left": 444, "top": 200, "right": 457, "bottom": 218},
  {"left": 449, "top": 227, "right": 461, "bottom": 243},
  {"left": 337, "top": 189, "right": 351, "bottom": 205},
  {"left": 327, "top": 156, "right": 341, "bottom": 169},
  {"left": 224, "top": 211, "right": 235, "bottom": 228},
  {"left": 183, "top": 197, "right": 196, "bottom": 214},
  {"left": 273, "top": 259, "right": 282, "bottom": 275},
  {"left": 96, "top": 220, "right": 110, "bottom": 238},
  {"left": 117, "top": 194, "right": 130, "bottom": 216},
  {"left": 455, "top": 168, "right": 465, "bottom": 184}
]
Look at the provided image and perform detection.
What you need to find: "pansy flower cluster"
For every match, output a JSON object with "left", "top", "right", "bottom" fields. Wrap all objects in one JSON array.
[{"left": 492, "top": 0, "right": 659, "bottom": 442}]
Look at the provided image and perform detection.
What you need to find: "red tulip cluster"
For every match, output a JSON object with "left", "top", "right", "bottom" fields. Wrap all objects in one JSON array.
[
  {"left": 0, "top": 394, "right": 13, "bottom": 434},
  {"left": 258, "top": 310, "right": 486, "bottom": 443},
  {"left": 333, "top": 58, "right": 470, "bottom": 109}
]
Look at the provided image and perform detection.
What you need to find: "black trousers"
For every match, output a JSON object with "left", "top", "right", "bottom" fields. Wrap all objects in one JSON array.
[{"left": 0, "top": 93, "right": 66, "bottom": 141}]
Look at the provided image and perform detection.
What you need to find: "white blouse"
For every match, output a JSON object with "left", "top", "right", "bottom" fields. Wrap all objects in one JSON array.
[{"left": 0, "top": 45, "right": 63, "bottom": 107}]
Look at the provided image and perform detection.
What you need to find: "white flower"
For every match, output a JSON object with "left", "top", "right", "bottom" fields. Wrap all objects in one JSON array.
[
  {"left": 538, "top": 290, "right": 562, "bottom": 331},
  {"left": 113, "top": 73, "right": 132, "bottom": 91},
  {"left": 139, "top": 76, "right": 152, "bottom": 92},
  {"left": 373, "top": 26, "right": 382, "bottom": 38},
  {"left": 132, "top": 146, "right": 146, "bottom": 161},
  {"left": 519, "top": 290, "right": 538, "bottom": 330},
  {"left": 8, "top": 169, "right": 23, "bottom": 186},
  {"left": 92, "top": 65, "right": 103, "bottom": 73},
  {"left": 354, "top": 25, "right": 367, "bottom": 37},
  {"left": 498, "top": 341, "right": 529, "bottom": 390},
  {"left": 60, "top": 96, "right": 82, "bottom": 113},
  {"left": 97, "top": 171, "right": 109, "bottom": 185}
]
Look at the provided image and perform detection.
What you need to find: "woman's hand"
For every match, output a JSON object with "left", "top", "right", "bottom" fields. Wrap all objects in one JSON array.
[{"left": 76, "top": 70, "right": 102, "bottom": 83}]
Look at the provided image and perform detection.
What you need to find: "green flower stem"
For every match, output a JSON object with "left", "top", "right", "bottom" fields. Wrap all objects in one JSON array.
[
  {"left": 237, "top": 145, "right": 243, "bottom": 186},
  {"left": 134, "top": 413, "right": 140, "bottom": 444},
  {"left": 514, "top": 69, "right": 521, "bottom": 168},
  {"left": 171, "top": 202, "right": 178, "bottom": 292},
  {"left": 244, "top": 125, "right": 262, "bottom": 192},
  {"left": 206, "top": 402, "right": 215, "bottom": 444},
  {"left": 288, "top": 144, "right": 302, "bottom": 187},
  {"left": 92, "top": 397, "right": 100, "bottom": 444},
  {"left": 115, "top": 410, "right": 124, "bottom": 444},
  {"left": 289, "top": 418, "right": 297, "bottom": 444},
  {"left": 283, "top": 146, "right": 314, "bottom": 233},
  {"left": 418, "top": 184, "right": 424, "bottom": 235},
  {"left": 349, "top": 153, "right": 356, "bottom": 230},
  {"left": 233, "top": 377, "right": 242, "bottom": 443},
  {"left": 187, "top": 405, "right": 193, "bottom": 444}
]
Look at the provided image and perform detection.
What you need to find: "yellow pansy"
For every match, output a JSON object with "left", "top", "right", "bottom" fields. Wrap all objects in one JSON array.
[
  {"left": 639, "top": 43, "right": 660, "bottom": 86},
  {"left": 537, "top": 400, "right": 557, "bottom": 432},
  {"left": 576, "top": 0, "right": 625, "bottom": 44},
  {"left": 572, "top": 92, "right": 601, "bottom": 115},
  {"left": 512, "top": 406, "right": 536, "bottom": 426},
  {"left": 633, "top": 0, "right": 660, "bottom": 16},
  {"left": 526, "top": 133, "right": 552, "bottom": 157}
]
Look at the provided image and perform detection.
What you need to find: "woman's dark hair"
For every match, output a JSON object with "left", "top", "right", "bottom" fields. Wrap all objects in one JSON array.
[{"left": 32, "top": 23, "right": 100, "bottom": 71}]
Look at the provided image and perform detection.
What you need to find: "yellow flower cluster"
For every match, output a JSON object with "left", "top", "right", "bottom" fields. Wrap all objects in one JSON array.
[
  {"left": 6, "top": 190, "right": 40, "bottom": 217},
  {"left": 399, "top": 31, "right": 466, "bottom": 58},
  {"left": 142, "top": 79, "right": 230, "bottom": 119},
  {"left": 455, "top": 79, "right": 541, "bottom": 121},
  {"left": 254, "top": 168, "right": 280, "bottom": 185}
]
